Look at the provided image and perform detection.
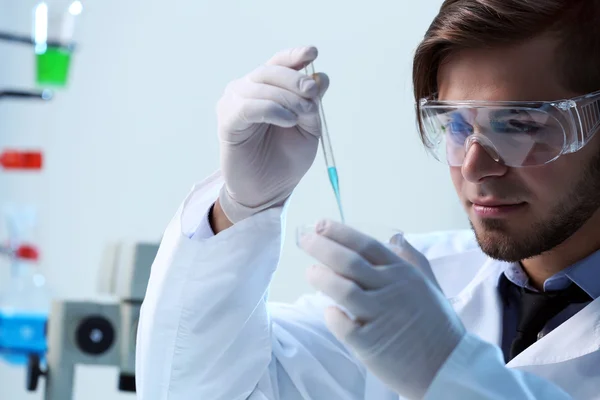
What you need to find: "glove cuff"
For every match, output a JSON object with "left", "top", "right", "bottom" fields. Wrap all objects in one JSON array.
[{"left": 218, "top": 185, "right": 287, "bottom": 224}]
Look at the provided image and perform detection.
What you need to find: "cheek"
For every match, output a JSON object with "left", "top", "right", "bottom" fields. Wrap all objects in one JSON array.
[
  {"left": 516, "top": 163, "right": 574, "bottom": 201},
  {"left": 449, "top": 167, "right": 464, "bottom": 197}
]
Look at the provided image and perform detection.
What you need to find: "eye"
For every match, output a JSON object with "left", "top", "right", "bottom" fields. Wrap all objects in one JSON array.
[
  {"left": 491, "top": 119, "right": 543, "bottom": 134},
  {"left": 443, "top": 113, "right": 474, "bottom": 142},
  {"left": 510, "top": 120, "right": 542, "bottom": 134}
]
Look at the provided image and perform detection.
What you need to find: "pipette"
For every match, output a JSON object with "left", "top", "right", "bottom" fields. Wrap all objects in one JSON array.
[{"left": 305, "top": 62, "right": 345, "bottom": 223}]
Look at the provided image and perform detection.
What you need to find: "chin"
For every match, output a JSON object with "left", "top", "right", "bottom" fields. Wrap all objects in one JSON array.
[{"left": 469, "top": 219, "right": 530, "bottom": 262}]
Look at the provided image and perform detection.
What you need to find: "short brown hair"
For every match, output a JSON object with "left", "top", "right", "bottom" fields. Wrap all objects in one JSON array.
[{"left": 413, "top": 0, "right": 600, "bottom": 145}]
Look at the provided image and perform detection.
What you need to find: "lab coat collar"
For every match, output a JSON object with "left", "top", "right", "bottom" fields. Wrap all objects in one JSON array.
[
  {"left": 449, "top": 257, "right": 506, "bottom": 347},
  {"left": 507, "top": 295, "right": 600, "bottom": 367},
  {"left": 450, "top": 257, "right": 600, "bottom": 368}
]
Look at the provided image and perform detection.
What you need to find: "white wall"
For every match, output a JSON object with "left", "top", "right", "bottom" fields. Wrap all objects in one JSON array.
[{"left": 0, "top": 0, "right": 467, "bottom": 399}]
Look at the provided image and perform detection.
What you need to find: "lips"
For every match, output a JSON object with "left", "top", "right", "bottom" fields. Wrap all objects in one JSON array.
[
  {"left": 472, "top": 202, "right": 522, "bottom": 207},
  {"left": 470, "top": 199, "right": 524, "bottom": 207},
  {"left": 470, "top": 199, "right": 527, "bottom": 218}
]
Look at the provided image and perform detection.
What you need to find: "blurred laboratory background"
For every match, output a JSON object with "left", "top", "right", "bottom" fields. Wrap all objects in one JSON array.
[{"left": 0, "top": 0, "right": 466, "bottom": 398}]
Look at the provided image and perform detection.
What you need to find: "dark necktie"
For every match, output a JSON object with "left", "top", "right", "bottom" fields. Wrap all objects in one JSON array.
[{"left": 509, "top": 283, "right": 591, "bottom": 361}]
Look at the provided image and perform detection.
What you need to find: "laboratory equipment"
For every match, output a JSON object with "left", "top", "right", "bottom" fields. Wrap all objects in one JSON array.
[
  {"left": 0, "top": 207, "right": 50, "bottom": 366},
  {"left": 26, "top": 299, "right": 120, "bottom": 398},
  {"left": 0, "top": 2, "right": 82, "bottom": 89},
  {"left": 26, "top": 241, "right": 159, "bottom": 399},
  {"left": 0, "top": 31, "right": 71, "bottom": 48},
  {"left": 33, "top": 0, "right": 84, "bottom": 87},
  {"left": 0, "top": 149, "right": 43, "bottom": 170},
  {"left": 0, "top": 89, "right": 54, "bottom": 101},
  {"left": 0, "top": 247, "right": 49, "bottom": 365},
  {"left": 305, "top": 62, "right": 345, "bottom": 223}
]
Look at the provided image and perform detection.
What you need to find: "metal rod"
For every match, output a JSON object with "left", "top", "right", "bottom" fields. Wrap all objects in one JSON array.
[
  {"left": 0, "top": 89, "right": 54, "bottom": 101},
  {"left": 0, "top": 31, "right": 75, "bottom": 51}
]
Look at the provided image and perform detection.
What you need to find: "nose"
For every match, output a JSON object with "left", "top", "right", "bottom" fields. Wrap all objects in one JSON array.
[{"left": 461, "top": 140, "right": 509, "bottom": 183}]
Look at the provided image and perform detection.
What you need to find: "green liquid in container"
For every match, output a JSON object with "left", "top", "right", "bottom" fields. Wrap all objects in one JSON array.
[{"left": 36, "top": 46, "right": 72, "bottom": 87}]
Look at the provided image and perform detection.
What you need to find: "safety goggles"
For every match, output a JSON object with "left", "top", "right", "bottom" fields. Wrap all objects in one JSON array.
[{"left": 418, "top": 90, "right": 600, "bottom": 167}]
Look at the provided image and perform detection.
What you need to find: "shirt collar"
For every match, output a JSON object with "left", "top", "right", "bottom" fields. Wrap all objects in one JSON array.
[{"left": 501, "top": 249, "right": 600, "bottom": 299}]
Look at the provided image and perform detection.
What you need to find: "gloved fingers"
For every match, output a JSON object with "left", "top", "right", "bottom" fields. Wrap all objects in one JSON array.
[
  {"left": 299, "top": 232, "right": 388, "bottom": 290},
  {"left": 309, "top": 72, "right": 330, "bottom": 98},
  {"left": 241, "top": 71, "right": 327, "bottom": 137},
  {"left": 373, "top": 262, "right": 431, "bottom": 292},
  {"left": 220, "top": 96, "right": 299, "bottom": 134},
  {"left": 236, "top": 81, "right": 319, "bottom": 121},
  {"left": 386, "top": 237, "right": 442, "bottom": 291},
  {"left": 265, "top": 46, "right": 318, "bottom": 71},
  {"left": 249, "top": 64, "right": 322, "bottom": 100},
  {"left": 295, "top": 72, "right": 329, "bottom": 136},
  {"left": 323, "top": 306, "right": 361, "bottom": 342},
  {"left": 306, "top": 264, "right": 377, "bottom": 320},
  {"left": 312, "top": 219, "right": 401, "bottom": 266}
]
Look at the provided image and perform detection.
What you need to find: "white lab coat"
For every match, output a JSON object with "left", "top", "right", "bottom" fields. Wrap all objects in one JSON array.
[{"left": 136, "top": 172, "right": 600, "bottom": 400}]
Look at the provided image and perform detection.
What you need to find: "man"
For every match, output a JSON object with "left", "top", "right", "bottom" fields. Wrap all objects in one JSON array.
[{"left": 136, "top": 0, "right": 600, "bottom": 398}]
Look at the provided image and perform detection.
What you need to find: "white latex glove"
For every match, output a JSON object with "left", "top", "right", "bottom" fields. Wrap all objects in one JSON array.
[
  {"left": 216, "top": 46, "right": 329, "bottom": 223},
  {"left": 298, "top": 220, "right": 466, "bottom": 400}
]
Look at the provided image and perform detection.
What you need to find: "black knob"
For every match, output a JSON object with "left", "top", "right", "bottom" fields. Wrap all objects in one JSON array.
[
  {"left": 118, "top": 373, "right": 136, "bottom": 392},
  {"left": 75, "top": 315, "right": 115, "bottom": 355},
  {"left": 26, "top": 354, "right": 47, "bottom": 391}
]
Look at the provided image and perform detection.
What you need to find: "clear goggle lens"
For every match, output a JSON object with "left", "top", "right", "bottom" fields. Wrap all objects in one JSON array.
[{"left": 420, "top": 106, "right": 567, "bottom": 167}]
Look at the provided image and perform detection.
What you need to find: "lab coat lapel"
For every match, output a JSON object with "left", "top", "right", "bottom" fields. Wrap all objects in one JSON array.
[
  {"left": 507, "top": 296, "right": 600, "bottom": 367},
  {"left": 450, "top": 258, "right": 600, "bottom": 364},
  {"left": 437, "top": 253, "right": 600, "bottom": 398},
  {"left": 449, "top": 258, "right": 507, "bottom": 346}
]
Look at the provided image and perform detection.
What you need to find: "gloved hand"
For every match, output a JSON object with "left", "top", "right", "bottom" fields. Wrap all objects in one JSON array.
[
  {"left": 298, "top": 220, "right": 466, "bottom": 400},
  {"left": 216, "top": 46, "right": 329, "bottom": 223}
]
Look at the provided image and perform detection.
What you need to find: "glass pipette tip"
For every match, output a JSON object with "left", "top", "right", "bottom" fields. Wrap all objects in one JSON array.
[{"left": 305, "top": 62, "right": 345, "bottom": 223}]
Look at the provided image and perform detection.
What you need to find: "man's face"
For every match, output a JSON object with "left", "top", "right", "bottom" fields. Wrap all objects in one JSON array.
[{"left": 438, "top": 37, "right": 600, "bottom": 262}]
